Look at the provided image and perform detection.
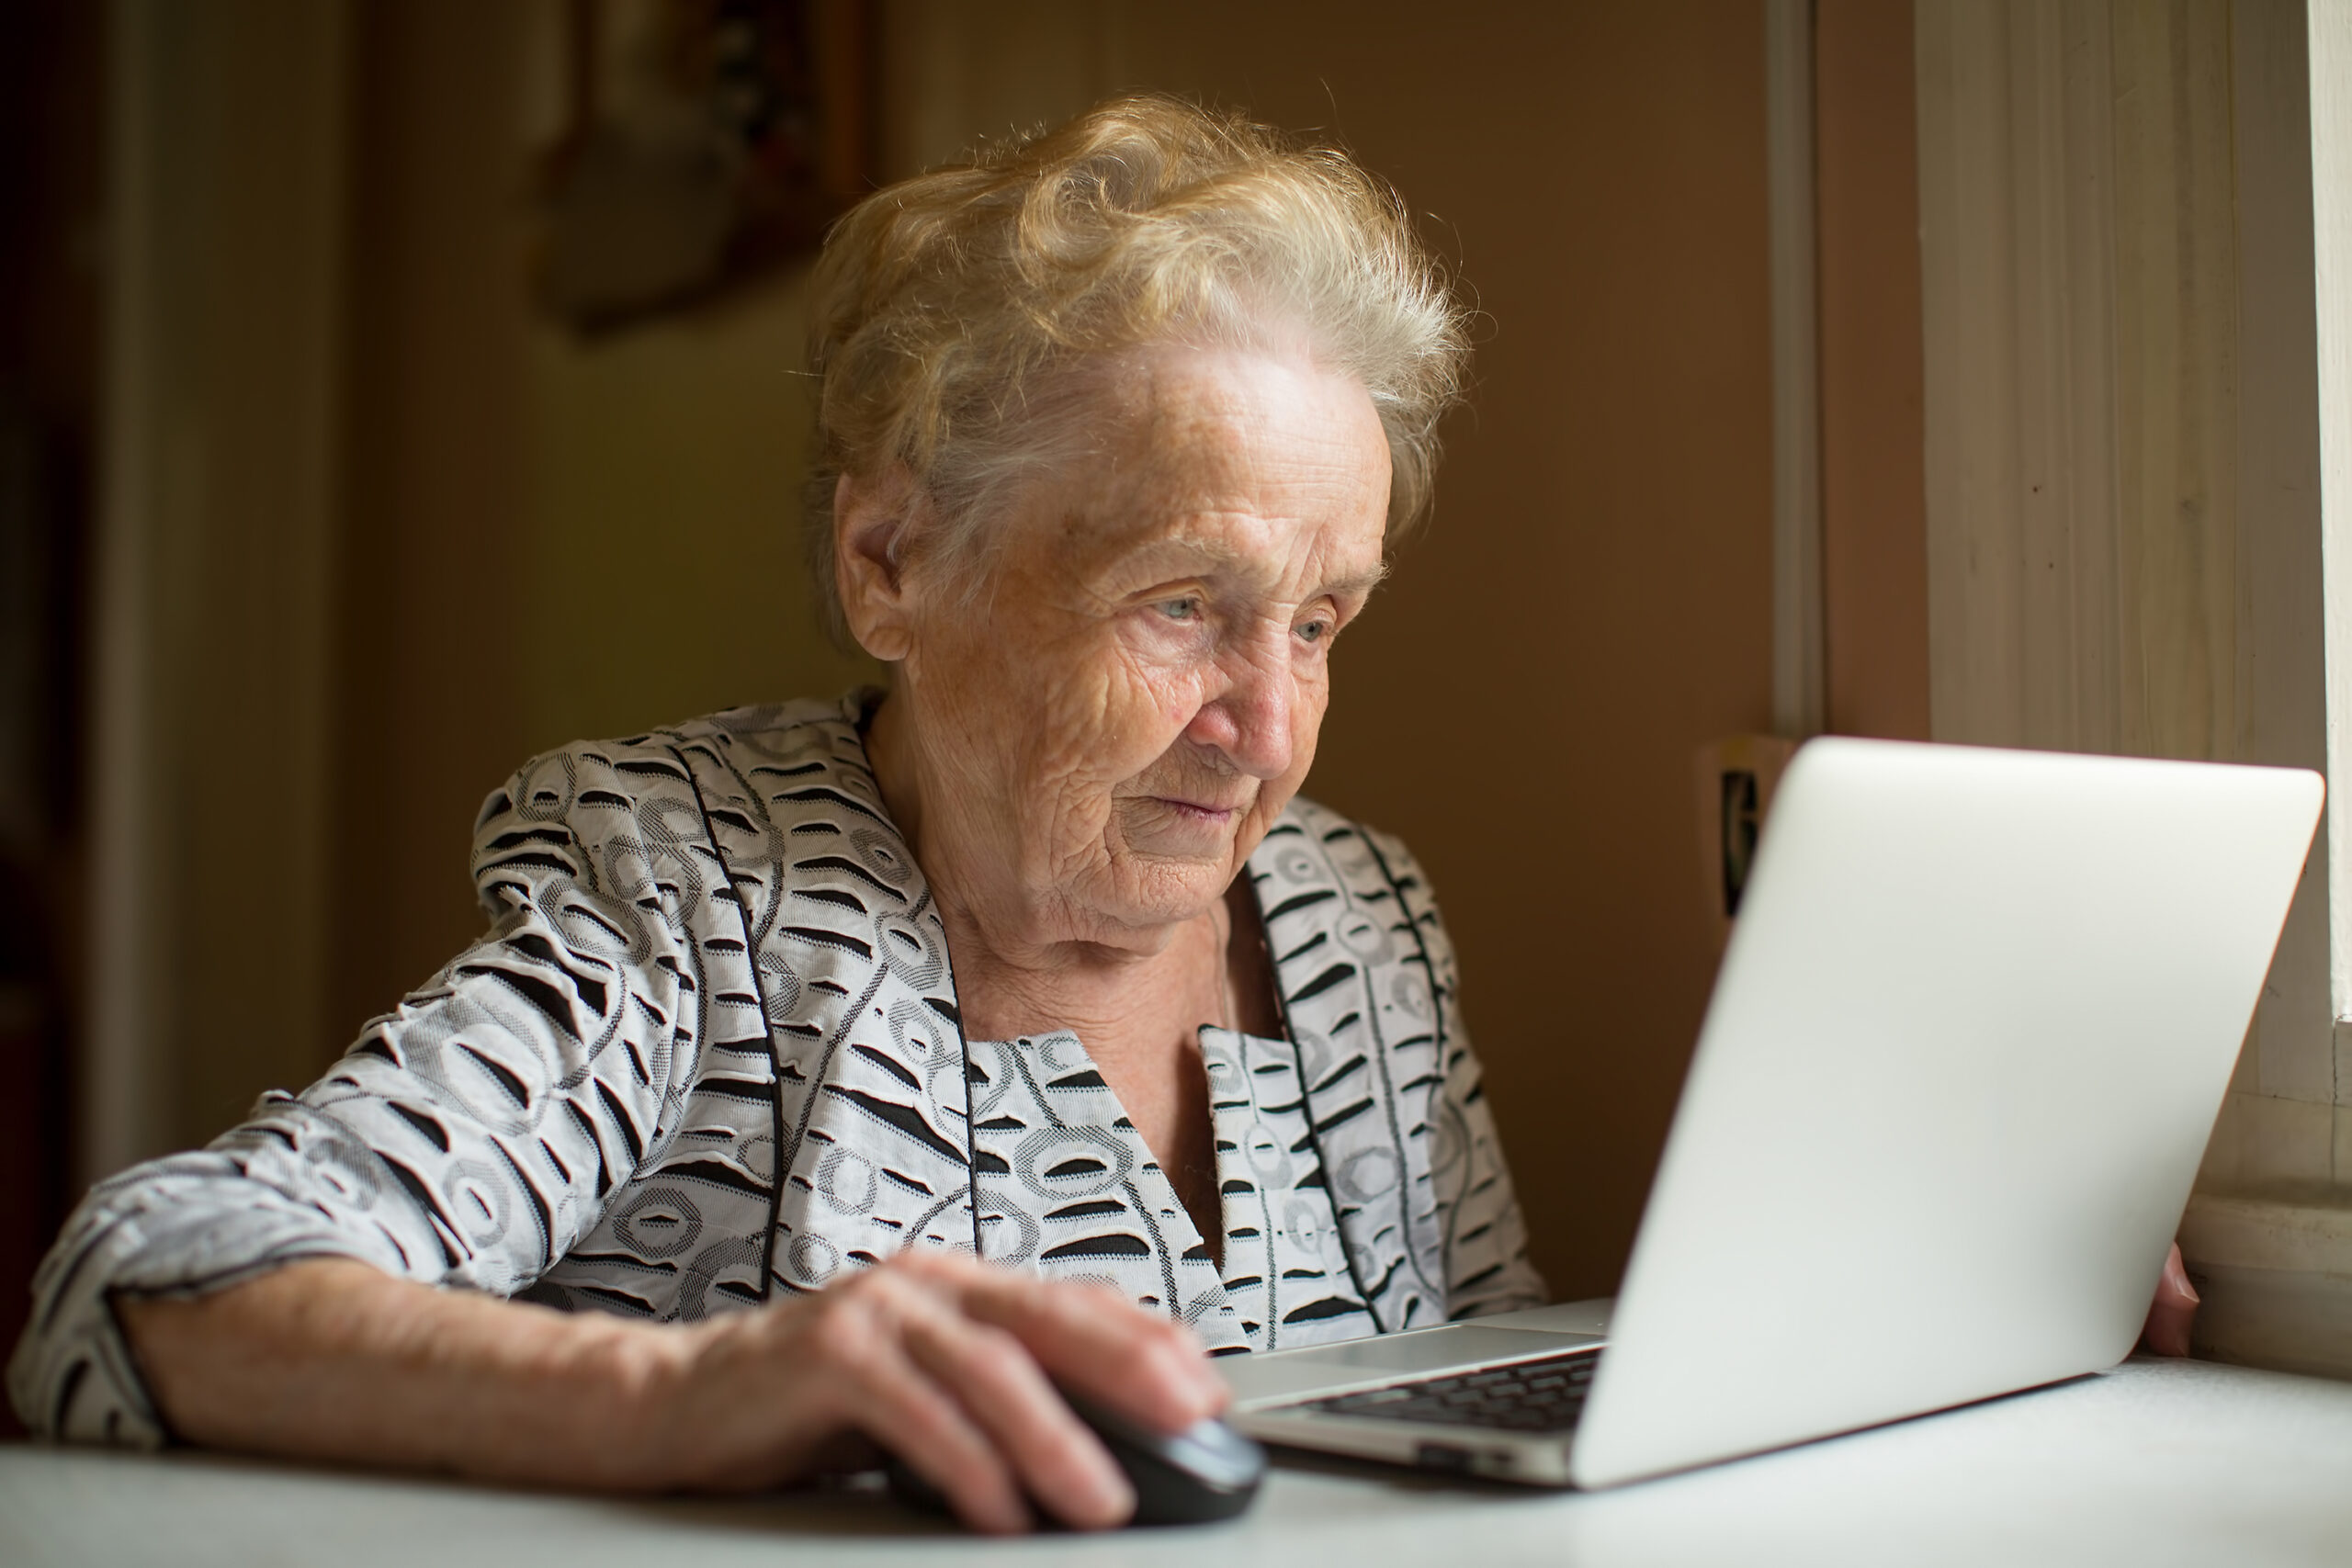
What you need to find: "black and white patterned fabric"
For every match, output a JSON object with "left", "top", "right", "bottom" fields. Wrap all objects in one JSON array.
[{"left": 9, "top": 694, "right": 1543, "bottom": 1445}]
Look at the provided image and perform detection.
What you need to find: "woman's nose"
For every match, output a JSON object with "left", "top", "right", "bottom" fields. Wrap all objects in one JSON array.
[{"left": 1184, "top": 645, "right": 1295, "bottom": 780}]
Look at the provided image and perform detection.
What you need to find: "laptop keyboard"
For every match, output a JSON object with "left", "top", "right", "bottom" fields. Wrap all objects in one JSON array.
[{"left": 1302, "top": 1349, "right": 1601, "bottom": 1436}]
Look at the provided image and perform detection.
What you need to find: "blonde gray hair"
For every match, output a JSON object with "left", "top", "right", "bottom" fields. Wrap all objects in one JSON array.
[{"left": 805, "top": 92, "right": 1471, "bottom": 643}]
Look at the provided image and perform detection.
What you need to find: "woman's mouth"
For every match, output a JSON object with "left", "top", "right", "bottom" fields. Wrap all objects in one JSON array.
[{"left": 1154, "top": 795, "right": 1245, "bottom": 825}]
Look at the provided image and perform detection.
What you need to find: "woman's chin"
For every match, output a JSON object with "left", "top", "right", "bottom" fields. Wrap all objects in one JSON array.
[{"left": 1091, "top": 854, "right": 1237, "bottom": 931}]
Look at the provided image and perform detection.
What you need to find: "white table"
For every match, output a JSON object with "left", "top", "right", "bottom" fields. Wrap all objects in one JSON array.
[{"left": 6, "top": 1358, "right": 2352, "bottom": 1567}]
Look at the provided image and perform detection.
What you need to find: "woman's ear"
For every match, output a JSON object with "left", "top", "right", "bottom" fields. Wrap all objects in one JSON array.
[{"left": 834, "top": 468, "right": 921, "bottom": 661}]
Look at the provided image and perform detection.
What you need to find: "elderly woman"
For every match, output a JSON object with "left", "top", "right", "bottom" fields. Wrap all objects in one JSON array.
[{"left": 8, "top": 96, "right": 1543, "bottom": 1529}]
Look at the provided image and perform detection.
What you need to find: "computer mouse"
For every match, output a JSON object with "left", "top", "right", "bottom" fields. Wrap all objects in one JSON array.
[{"left": 884, "top": 1388, "right": 1266, "bottom": 1528}]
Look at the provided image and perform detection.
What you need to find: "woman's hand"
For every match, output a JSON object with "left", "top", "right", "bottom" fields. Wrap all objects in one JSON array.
[
  {"left": 119, "top": 1250, "right": 1224, "bottom": 1533},
  {"left": 2139, "top": 1242, "right": 2200, "bottom": 1357},
  {"left": 641, "top": 1249, "right": 1225, "bottom": 1530}
]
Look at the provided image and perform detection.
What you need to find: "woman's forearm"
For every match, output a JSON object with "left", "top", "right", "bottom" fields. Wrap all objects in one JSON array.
[
  {"left": 116, "top": 1258, "right": 682, "bottom": 1488},
  {"left": 114, "top": 1250, "right": 1222, "bottom": 1530}
]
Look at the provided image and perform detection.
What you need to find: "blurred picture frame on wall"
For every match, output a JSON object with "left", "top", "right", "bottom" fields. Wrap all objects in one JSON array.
[{"left": 534, "top": 0, "right": 876, "bottom": 333}]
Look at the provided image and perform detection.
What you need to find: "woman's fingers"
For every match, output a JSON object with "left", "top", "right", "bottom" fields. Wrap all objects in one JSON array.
[
  {"left": 901, "top": 1299, "right": 1135, "bottom": 1529},
  {"left": 2140, "top": 1242, "right": 2199, "bottom": 1358},
  {"left": 944, "top": 1258, "right": 1225, "bottom": 1433},
  {"left": 701, "top": 1252, "right": 1218, "bottom": 1529},
  {"left": 806, "top": 1282, "right": 1033, "bottom": 1534}
]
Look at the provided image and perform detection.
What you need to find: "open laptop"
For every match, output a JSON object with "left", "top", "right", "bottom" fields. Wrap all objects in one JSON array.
[{"left": 1222, "top": 738, "right": 2324, "bottom": 1489}]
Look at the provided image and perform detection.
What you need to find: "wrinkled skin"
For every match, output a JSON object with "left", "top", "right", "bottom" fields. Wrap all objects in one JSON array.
[
  {"left": 837, "top": 344, "right": 1392, "bottom": 1240},
  {"left": 841, "top": 344, "right": 1392, "bottom": 963}
]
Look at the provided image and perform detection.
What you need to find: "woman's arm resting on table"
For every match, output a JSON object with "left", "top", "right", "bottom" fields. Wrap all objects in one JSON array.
[{"left": 118, "top": 1250, "right": 1223, "bottom": 1534}]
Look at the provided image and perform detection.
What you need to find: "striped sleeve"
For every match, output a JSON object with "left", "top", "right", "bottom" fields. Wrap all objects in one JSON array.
[{"left": 6, "top": 740, "right": 703, "bottom": 1444}]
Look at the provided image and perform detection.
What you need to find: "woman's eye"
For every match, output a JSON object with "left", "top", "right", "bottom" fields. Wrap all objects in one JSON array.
[
  {"left": 1159, "top": 596, "right": 1203, "bottom": 623},
  {"left": 1297, "top": 616, "right": 1334, "bottom": 645}
]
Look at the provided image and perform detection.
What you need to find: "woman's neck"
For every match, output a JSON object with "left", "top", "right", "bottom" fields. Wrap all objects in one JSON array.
[
  {"left": 862, "top": 688, "right": 1276, "bottom": 1258},
  {"left": 939, "top": 892, "right": 1233, "bottom": 1047}
]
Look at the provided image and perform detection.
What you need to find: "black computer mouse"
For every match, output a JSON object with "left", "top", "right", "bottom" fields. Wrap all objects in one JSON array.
[{"left": 884, "top": 1389, "right": 1266, "bottom": 1529}]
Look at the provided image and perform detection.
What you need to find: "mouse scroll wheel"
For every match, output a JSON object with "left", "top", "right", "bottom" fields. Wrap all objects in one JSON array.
[{"left": 1167, "top": 1420, "right": 1266, "bottom": 1490}]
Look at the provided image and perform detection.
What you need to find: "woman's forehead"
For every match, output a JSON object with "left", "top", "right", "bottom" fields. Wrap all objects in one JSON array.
[
  {"left": 1033, "top": 346, "right": 1391, "bottom": 570},
  {"left": 1108, "top": 342, "right": 1378, "bottom": 447}
]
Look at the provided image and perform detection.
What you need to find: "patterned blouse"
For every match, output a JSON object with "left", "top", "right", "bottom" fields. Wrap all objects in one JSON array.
[{"left": 10, "top": 694, "right": 1544, "bottom": 1445}]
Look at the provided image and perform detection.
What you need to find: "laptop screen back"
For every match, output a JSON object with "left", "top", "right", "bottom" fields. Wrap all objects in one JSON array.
[{"left": 1570, "top": 739, "right": 2322, "bottom": 1488}]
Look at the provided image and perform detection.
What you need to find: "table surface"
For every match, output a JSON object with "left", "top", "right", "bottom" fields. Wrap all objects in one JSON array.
[{"left": 7, "top": 1356, "right": 2352, "bottom": 1568}]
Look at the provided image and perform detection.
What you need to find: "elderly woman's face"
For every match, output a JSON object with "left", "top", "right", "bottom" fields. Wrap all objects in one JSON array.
[{"left": 879, "top": 347, "right": 1391, "bottom": 946}]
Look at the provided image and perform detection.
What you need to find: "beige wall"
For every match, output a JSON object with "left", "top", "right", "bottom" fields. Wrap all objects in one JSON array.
[
  {"left": 1817, "top": 0, "right": 1930, "bottom": 742},
  {"left": 152, "top": 0, "right": 1929, "bottom": 1306},
  {"left": 327, "top": 2, "right": 876, "bottom": 1051},
  {"left": 520, "top": 279, "right": 876, "bottom": 751}
]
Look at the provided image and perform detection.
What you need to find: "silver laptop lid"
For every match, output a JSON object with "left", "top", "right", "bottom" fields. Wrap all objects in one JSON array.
[{"left": 1570, "top": 739, "right": 2321, "bottom": 1488}]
